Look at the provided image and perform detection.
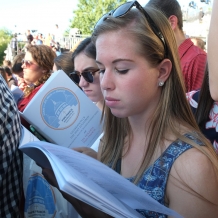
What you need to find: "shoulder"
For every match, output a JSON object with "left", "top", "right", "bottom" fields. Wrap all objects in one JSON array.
[
  {"left": 180, "top": 38, "right": 207, "bottom": 59},
  {"left": 167, "top": 147, "right": 218, "bottom": 216}
]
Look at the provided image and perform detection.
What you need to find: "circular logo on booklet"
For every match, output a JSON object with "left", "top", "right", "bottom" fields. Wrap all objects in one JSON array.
[
  {"left": 41, "top": 88, "right": 80, "bottom": 129},
  {"left": 24, "top": 173, "right": 56, "bottom": 218}
]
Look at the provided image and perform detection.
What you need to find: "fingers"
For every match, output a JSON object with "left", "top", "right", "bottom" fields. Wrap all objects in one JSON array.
[{"left": 73, "top": 147, "right": 98, "bottom": 159}]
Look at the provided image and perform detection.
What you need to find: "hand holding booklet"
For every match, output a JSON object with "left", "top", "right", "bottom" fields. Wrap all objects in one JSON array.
[{"left": 20, "top": 141, "right": 183, "bottom": 218}]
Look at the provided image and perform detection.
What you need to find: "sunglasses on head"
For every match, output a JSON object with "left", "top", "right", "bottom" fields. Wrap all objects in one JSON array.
[
  {"left": 95, "top": 0, "right": 167, "bottom": 58},
  {"left": 22, "top": 59, "right": 37, "bottom": 68},
  {"left": 69, "top": 69, "right": 99, "bottom": 84}
]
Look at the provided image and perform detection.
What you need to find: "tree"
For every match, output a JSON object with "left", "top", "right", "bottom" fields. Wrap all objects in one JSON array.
[
  {"left": 0, "top": 29, "right": 12, "bottom": 64},
  {"left": 70, "top": 0, "right": 126, "bottom": 35}
]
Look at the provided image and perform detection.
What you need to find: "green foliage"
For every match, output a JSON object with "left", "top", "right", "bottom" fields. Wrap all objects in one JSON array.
[
  {"left": 0, "top": 29, "right": 12, "bottom": 64},
  {"left": 70, "top": 0, "right": 126, "bottom": 35}
]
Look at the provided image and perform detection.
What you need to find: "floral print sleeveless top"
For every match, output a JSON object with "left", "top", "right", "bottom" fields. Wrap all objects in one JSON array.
[{"left": 114, "top": 133, "right": 203, "bottom": 217}]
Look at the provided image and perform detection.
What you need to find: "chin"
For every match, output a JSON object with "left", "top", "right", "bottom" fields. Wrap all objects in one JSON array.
[{"left": 110, "top": 109, "right": 128, "bottom": 118}]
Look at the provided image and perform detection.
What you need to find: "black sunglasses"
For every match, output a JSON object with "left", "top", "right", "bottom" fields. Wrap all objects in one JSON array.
[
  {"left": 69, "top": 69, "right": 99, "bottom": 84},
  {"left": 95, "top": 0, "right": 167, "bottom": 57}
]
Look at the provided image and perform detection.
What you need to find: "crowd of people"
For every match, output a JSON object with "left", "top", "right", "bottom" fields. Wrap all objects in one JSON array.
[
  {"left": 7, "top": 25, "right": 62, "bottom": 61},
  {"left": 0, "top": 0, "right": 218, "bottom": 217}
]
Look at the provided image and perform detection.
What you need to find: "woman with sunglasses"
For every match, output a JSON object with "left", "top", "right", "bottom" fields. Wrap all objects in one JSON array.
[
  {"left": 41, "top": 1, "right": 218, "bottom": 217},
  {"left": 18, "top": 45, "right": 56, "bottom": 127},
  {"left": 70, "top": 37, "right": 104, "bottom": 111}
]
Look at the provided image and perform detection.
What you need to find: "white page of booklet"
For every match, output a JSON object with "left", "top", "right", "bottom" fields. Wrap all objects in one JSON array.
[{"left": 20, "top": 141, "right": 183, "bottom": 218}]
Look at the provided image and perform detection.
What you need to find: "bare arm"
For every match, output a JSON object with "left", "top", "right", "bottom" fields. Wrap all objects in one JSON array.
[
  {"left": 166, "top": 148, "right": 218, "bottom": 218},
  {"left": 208, "top": 0, "right": 218, "bottom": 101}
]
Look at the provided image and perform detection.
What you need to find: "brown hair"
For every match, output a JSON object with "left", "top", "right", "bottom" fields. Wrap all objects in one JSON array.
[
  {"left": 3, "top": 60, "right": 12, "bottom": 68},
  {"left": 12, "top": 53, "right": 25, "bottom": 74},
  {"left": 54, "top": 52, "right": 74, "bottom": 76},
  {"left": 23, "top": 45, "right": 56, "bottom": 97},
  {"left": 0, "top": 67, "right": 8, "bottom": 85},
  {"left": 195, "top": 63, "right": 214, "bottom": 129},
  {"left": 92, "top": 8, "right": 217, "bottom": 184}
]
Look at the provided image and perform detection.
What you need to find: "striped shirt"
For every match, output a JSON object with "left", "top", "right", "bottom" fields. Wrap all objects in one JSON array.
[{"left": 178, "top": 38, "right": 207, "bottom": 92}]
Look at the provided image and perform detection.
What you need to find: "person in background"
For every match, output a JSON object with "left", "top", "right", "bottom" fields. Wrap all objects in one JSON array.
[
  {"left": 199, "top": 7, "right": 204, "bottom": 23},
  {"left": 44, "top": 33, "right": 52, "bottom": 47},
  {"left": 0, "top": 66, "right": 8, "bottom": 84},
  {"left": 146, "top": 0, "right": 207, "bottom": 92},
  {"left": 22, "top": 34, "right": 34, "bottom": 52},
  {"left": 4, "top": 66, "right": 17, "bottom": 88},
  {"left": 17, "top": 45, "right": 56, "bottom": 128},
  {"left": 12, "top": 53, "right": 26, "bottom": 91},
  {"left": 41, "top": 2, "right": 218, "bottom": 217},
  {"left": 52, "top": 43, "right": 61, "bottom": 56},
  {"left": 3, "top": 59, "right": 12, "bottom": 69},
  {"left": 53, "top": 52, "right": 74, "bottom": 76},
  {"left": 190, "top": 37, "right": 206, "bottom": 51},
  {"left": 0, "top": 76, "right": 23, "bottom": 217},
  {"left": 10, "top": 33, "right": 18, "bottom": 59},
  {"left": 53, "top": 24, "right": 62, "bottom": 45},
  {"left": 71, "top": 37, "right": 104, "bottom": 110},
  {"left": 187, "top": 64, "right": 218, "bottom": 153},
  {"left": 208, "top": 0, "right": 218, "bottom": 101},
  {"left": 37, "top": 33, "right": 44, "bottom": 45}
]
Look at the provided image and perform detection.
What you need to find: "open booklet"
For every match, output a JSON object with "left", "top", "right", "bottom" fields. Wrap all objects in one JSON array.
[
  {"left": 20, "top": 141, "right": 183, "bottom": 218},
  {"left": 19, "top": 70, "right": 103, "bottom": 148}
]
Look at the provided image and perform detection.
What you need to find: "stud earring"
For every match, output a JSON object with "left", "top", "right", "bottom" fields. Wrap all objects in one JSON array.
[{"left": 159, "top": 81, "right": 164, "bottom": 86}]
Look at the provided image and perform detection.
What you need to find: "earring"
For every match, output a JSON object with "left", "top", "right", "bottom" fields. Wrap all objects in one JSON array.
[{"left": 159, "top": 81, "right": 164, "bottom": 86}]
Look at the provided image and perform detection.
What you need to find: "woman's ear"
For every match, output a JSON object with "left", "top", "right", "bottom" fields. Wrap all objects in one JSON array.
[{"left": 157, "top": 59, "right": 172, "bottom": 84}]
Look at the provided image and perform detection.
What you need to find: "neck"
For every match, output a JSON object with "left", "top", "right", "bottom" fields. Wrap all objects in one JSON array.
[{"left": 174, "top": 28, "right": 186, "bottom": 47}]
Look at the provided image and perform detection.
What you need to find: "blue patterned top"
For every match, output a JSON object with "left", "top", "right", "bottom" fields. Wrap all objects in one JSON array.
[{"left": 114, "top": 133, "right": 202, "bottom": 217}]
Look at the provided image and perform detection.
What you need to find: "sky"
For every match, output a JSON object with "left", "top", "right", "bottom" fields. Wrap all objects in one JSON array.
[
  {"left": 0, "top": 0, "right": 208, "bottom": 36},
  {"left": 0, "top": 0, "right": 152, "bottom": 35},
  {"left": 0, "top": 0, "right": 79, "bottom": 35}
]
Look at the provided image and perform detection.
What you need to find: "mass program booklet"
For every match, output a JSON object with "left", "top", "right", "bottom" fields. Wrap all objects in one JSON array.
[
  {"left": 19, "top": 70, "right": 103, "bottom": 148},
  {"left": 20, "top": 141, "right": 183, "bottom": 218}
]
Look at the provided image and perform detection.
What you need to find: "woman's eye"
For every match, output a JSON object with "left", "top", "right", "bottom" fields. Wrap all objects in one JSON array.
[
  {"left": 99, "top": 69, "right": 105, "bottom": 74},
  {"left": 115, "top": 69, "right": 129, "bottom": 74}
]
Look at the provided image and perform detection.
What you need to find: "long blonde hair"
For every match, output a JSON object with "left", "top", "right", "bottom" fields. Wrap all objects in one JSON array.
[{"left": 92, "top": 7, "right": 218, "bottom": 183}]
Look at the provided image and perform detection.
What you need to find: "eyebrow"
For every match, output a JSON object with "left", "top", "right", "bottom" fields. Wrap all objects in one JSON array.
[
  {"left": 96, "top": 58, "right": 134, "bottom": 65},
  {"left": 74, "top": 66, "right": 98, "bottom": 72}
]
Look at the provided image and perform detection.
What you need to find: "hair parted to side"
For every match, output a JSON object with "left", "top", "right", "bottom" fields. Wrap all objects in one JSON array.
[
  {"left": 92, "top": 7, "right": 218, "bottom": 184},
  {"left": 72, "top": 37, "right": 96, "bottom": 61},
  {"left": 146, "top": 0, "right": 183, "bottom": 30},
  {"left": 23, "top": 45, "right": 56, "bottom": 97},
  {"left": 12, "top": 53, "right": 25, "bottom": 74},
  {"left": 54, "top": 52, "right": 74, "bottom": 76}
]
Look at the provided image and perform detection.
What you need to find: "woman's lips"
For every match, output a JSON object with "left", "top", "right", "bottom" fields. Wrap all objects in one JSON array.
[{"left": 105, "top": 97, "right": 120, "bottom": 107}]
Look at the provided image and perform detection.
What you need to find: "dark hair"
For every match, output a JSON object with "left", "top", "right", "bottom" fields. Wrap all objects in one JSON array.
[
  {"left": 27, "top": 34, "right": 33, "bottom": 42},
  {"left": 54, "top": 52, "right": 74, "bottom": 76},
  {"left": 195, "top": 63, "right": 214, "bottom": 129},
  {"left": 12, "top": 53, "right": 25, "bottom": 74},
  {"left": 72, "top": 37, "right": 96, "bottom": 61},
  {"left": 4, "top": 66, "right": 12, "bottom": 76},
  {"left": 0, "top": 66, "right": 8, "bottom": 83},
  {"left": 146, "top": 0, "right": 183, "bottom": 30}
]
